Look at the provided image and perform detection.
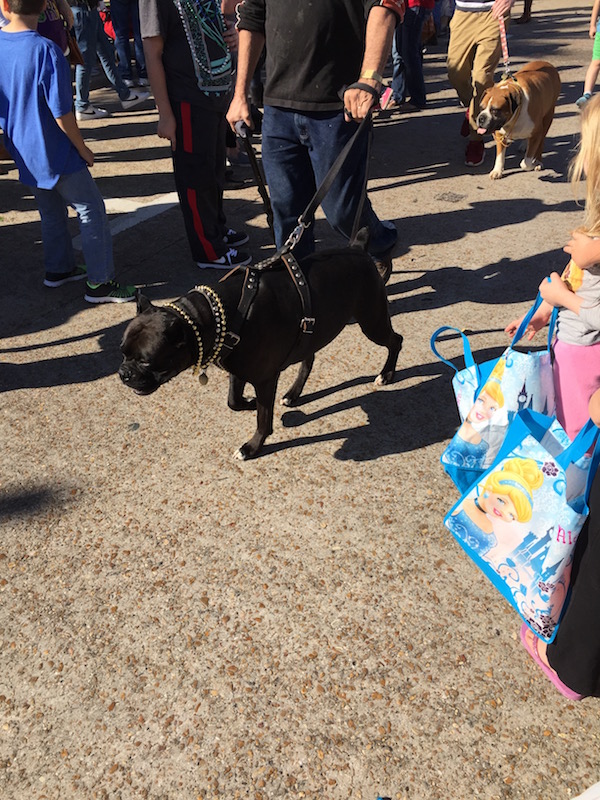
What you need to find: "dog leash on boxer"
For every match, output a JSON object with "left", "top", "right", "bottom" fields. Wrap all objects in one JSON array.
[
  {"left": 498, "top": 15, "right": 512, "bottom": 80},
  {"left": 492, "top": 15, "right": 524, "bottom": 147}
]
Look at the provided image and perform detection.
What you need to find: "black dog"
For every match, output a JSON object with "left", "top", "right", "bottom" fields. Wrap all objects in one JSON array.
[{"left": 119, "top": 238, "right": 403, "bottom": 459}]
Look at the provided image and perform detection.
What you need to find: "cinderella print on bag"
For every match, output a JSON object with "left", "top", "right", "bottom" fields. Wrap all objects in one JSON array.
[{"left": 445, "top": 412, "right": 599, "bottom": 642}]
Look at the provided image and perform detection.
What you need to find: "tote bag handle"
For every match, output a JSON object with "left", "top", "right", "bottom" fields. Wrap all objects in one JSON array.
[
  {"left": 430, "top": 326, "right": 477, "bottom": 376},
  {"left": 556, "top": 418, "right": 600, "bottom": 470},
  {"left": 511, "top": 293, "right": 558, "bottom": 352}
]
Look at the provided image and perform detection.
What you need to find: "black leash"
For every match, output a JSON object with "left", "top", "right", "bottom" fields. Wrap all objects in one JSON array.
[{"left": 234, "top": 120, "right": 275, "bottom": 240}]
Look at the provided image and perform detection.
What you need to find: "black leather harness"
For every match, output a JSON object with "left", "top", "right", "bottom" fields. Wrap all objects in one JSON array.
[{"left": 218, "top": 93, "right": 378, "bottom": 366}]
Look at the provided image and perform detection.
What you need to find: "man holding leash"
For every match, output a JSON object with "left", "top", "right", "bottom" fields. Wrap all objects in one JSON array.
[
  {"left": 226, "top": 0, "right": 404, "bottom": 280},
  {"left": 447, "top": 0, "right": 515, "bottom": 167}
]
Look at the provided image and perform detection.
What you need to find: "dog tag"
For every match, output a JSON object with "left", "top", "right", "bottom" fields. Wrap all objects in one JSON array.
[{"left": 198, "top": 371, "right": 209, "bottom": 386}]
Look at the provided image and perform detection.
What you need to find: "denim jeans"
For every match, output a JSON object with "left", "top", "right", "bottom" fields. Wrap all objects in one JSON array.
[
  {"left": 260, "top": 106, "right": 397, "bottom": 261},
  {"left": 33, "top": 167, "right": 114, "bottom": 284},
  {"left": 391, "top": 6, "right": 429, "bottom": 107},
  {"left": 72, "top": 5, "right": 130, "bottom": 112},
  {"left": 109, "top": 0, "right": 146, "bottom": 81}
]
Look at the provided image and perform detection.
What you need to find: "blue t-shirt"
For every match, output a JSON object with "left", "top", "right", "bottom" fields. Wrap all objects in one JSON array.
[{"left": 0, "top": 29, "right": 84, "bottom": 188}]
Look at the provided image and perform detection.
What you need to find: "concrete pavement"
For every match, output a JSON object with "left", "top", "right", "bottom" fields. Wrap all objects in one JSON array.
[{"left": 1, "top": 3, "right": 598, "bottom": 798}]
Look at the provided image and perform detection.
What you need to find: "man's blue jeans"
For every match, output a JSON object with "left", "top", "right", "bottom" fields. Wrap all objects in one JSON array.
[
  {"left": 391, "top": 6, "right": 429, "bottom": 107},
  {"left": 109, "top": 0, "right": 146, "bottom": 82},
  {"left": 260, "top": 106, "right": 397, "bottom": 261},
  {"left": 72, "top": 5, "right": 130, "bottom": 112},
  {"left": 33, "top": 167, "right": 114, "bottom": 284}
]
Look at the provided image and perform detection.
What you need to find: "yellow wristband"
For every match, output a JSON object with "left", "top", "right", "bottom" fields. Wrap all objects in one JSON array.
[{"left": 359, "top": 70, "right": 383, "bottom": 84}]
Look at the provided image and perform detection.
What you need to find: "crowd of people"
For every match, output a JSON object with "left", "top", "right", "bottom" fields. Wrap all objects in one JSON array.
[{"left": 1, "top": 0, "right": 600, "bottom": 703}]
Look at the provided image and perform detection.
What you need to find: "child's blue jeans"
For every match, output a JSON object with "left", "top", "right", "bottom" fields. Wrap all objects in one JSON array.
[{"left": 32, "top": 167, "right": 114, "bottom": 284}]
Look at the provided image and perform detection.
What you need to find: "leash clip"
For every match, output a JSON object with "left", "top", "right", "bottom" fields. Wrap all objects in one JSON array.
[{"left": 284, "top": 220, "right": 308, "bottom": 252}]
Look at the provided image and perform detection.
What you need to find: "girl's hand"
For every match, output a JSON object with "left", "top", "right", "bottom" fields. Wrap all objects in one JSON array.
[
  {"left": 504, "top": 314, "right": 525, "bottom": 338},
  {"left": 505, "top": 302, "right": 553, "bottom": 341},
  {"left": 540, "top": 272, "right": 570, "bottom": 307},
  {"left": 564, "top": 230, "right": 600, "bottom": 270}
]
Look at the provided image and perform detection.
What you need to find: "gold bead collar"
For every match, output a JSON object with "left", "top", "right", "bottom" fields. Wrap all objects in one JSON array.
[{"left": 164, "top": 285, "right": 228, "bottom": 378}]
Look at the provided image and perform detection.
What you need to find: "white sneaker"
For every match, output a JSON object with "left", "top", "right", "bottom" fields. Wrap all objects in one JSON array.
[
  {"left": 123, "top": 78, "right": 136, "bottom": 88},
  {"left": 137, "top": 77, "right": 150, "bottom": 87},
  {"left": 196, "top": 248, "right": 251, "bottom": 269},
  {"left": 121, "top": 91, "right": 151, "bottom": 110},
  {"left": 75, "top": 105, "right": 110, "bottom": 121}
]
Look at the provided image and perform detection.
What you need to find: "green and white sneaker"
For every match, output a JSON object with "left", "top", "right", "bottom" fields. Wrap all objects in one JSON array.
[
  {"left": 44, "top": 265, "right": 87, "bottom": 287},
  {"left": 84, "top": 280, "right": 137, "bottom": 304}
]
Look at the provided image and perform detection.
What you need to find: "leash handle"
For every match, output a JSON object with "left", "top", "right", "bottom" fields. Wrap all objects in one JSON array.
[{"left": 498, "top": 15, "right": 511, "bottom": 78}]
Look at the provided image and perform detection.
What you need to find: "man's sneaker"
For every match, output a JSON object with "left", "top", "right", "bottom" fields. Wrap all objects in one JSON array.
[
  {"left": 196, "top": 248, "right": 251, "bottom": 269},
  {"left": 84, "top": 280, "right": 137, "bottom": 303},
  {"left": 44, "top": 265, "right": 87, "bottom": 287},
  {"left": 75, "top": 105, "right": 110, "bottom": 121},
  {"left": 121, "top": 91, "right": 151, "bottom": 110},
  {"left": 576, "top": 92, "right": 592, "bottom": 109},
  {"left": 137, "top": 77, "right": 150, "bottom": 87},
  {"left": 222, "top": 228, "right": 249, "bottom": 247},
  {"left": 465, "top": 140, "right": 485, "bottom": 167},
  {"left": 123, "top": 77, "right": 136, "bottom": 88},
  {"left": 460, "top": 109, "right": 470, "bottom": 137}
]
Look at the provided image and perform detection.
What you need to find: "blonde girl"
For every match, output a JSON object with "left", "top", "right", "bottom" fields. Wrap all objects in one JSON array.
[{"left": 506, "top": 94, "right": 600, "bottom": 440}]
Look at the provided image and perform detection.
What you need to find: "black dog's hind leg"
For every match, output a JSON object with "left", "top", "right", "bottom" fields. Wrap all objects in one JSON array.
[
  {"left": 234, "top": 375, "right": 279, "bottom": 460},
  {"left": 228, "top": 375, "right": 257, "bottom": 411},
  {"left": 355, "top": 287, "right": 403, "bottom": 385},
  {"left": 281, "top": 355, "right": 315, "bottom": 407}
]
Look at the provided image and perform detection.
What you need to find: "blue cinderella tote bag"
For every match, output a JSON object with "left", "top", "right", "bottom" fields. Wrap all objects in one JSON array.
[
  {"left": 431, "top": 295, "right": 557, "bottom": 493},
  {"left": 444, "top": 408, "right": 600, "bottom": 643}
]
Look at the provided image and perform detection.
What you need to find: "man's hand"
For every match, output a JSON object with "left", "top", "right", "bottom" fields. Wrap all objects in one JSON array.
[
  {"left": 491, "top": 0, "right": 514, "bottom": 20},
  {"left": 227, "top": 93, "right": 253, "bottom": 133},
  {"left": 343, "top": 82, "right": 379, "bottom": 122}
]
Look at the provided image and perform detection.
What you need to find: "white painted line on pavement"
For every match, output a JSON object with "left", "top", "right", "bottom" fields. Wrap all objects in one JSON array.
[{"left": 72, "top": 191, "right": 179, "bottom": 249}]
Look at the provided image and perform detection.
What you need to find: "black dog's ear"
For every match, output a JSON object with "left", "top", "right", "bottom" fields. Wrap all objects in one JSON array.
[
  {"left": 136, "top": 293, "right": 154, "bottom": 315},
  {"left": 165, "top": 316, "right": 189, "bottom": 349},
  {"left": 350, "top": 226, "right": 370, "bottom": 251}
]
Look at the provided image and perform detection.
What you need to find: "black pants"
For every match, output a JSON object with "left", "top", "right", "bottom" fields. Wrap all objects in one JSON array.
[
  {"left": 547, "top": 468, "right": 600, "bottom": 697},
  {"left": 171, "top": 99, "right": 227, "bottom": 263}
]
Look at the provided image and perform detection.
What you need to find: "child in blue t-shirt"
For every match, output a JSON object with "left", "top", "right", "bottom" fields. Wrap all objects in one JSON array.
[{"left": 0, "top": 0, "right": 136, "bottom": 303}]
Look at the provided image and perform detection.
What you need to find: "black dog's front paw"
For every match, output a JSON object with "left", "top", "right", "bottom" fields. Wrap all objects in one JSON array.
[{"left": 234, "top": 441, "right": 259, "bottom": 460}]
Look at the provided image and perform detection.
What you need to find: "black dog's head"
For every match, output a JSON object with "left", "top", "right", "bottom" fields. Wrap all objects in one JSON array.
[{"left": 119, "top": 294, "right": 196, "bottom": 395}]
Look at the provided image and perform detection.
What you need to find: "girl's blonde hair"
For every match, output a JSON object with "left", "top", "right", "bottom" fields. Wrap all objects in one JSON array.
[
  {"left": 483, "top": 458, "right": 543, "bottom": 523},
  {"left": 570, "top": 94, "right": 600, "bottom": 236}
]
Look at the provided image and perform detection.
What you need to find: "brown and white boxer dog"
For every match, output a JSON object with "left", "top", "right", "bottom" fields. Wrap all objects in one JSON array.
[{"left": 475, "top": 60, "right": 561, "bottom": 180}]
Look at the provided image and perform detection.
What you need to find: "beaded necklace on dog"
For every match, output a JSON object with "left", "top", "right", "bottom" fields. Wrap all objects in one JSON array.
[
  {"left": 164, "top": 285, "right": 227, "bottom": 385},
  {"left": 172, "top": 0, "right": 231, "bottom": 94}
]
